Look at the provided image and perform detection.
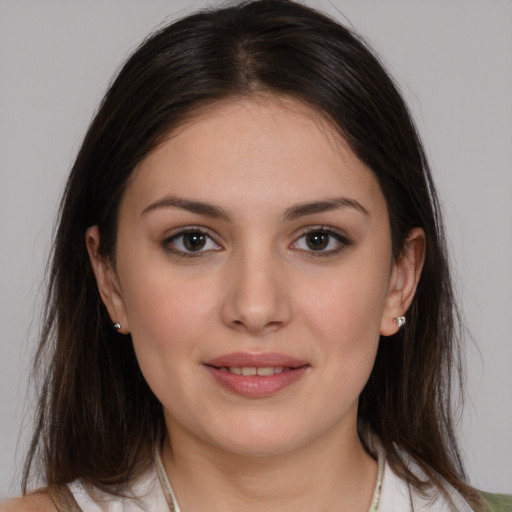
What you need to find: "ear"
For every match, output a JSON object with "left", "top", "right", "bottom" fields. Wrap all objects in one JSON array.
[
  {"left": 380, "top": 227, "right": 425, "bottom": 336},
  {"left": 85, "top": 226, "right": 130, "bottom": 334}
]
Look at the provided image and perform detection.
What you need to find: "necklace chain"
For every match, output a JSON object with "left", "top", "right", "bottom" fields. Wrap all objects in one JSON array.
[{"left": 155, "top": 449, "right": 384, "bottom": 512}]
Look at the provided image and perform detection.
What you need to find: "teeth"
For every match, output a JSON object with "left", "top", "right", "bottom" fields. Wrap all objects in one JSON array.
[
  {"left": 225, "top": 366, "right": 286, "bottom": 376},
  {"left": 256, "top": 367, "right": 274, "bottom": 376}
]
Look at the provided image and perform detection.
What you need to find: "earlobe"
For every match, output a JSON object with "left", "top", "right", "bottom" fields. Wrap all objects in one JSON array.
[
  {"left": 380, "top": 227, "right": 425, "bottom": 336},
  {"left": 85, "top": 226, "right": 130, "bottom": 334}
]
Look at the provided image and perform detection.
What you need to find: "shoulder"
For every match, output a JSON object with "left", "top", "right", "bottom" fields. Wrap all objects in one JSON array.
[
  {"left": 482, "top": 492, "right": 512, "bottom": 512},
  {"left": 0, "top": 492, "right": 58, "bottom": 512}
]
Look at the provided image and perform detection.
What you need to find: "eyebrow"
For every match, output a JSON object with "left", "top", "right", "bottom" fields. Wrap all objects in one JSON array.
[
  {"left": 141, "top": 196, "right": 230, "bottom": 220},
  {"left": 141, "top": 195, "right": 369, "bottom": 221},
  {"left": 281, "top": 197, "right": 370, "bottom": 221}
]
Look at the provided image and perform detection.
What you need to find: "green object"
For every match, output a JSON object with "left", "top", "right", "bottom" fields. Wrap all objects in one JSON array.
[{"left": 483, "top": 493, "right": 512, "bottom": 512}]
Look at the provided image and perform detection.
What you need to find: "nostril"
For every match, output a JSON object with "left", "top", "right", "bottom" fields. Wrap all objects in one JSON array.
[
  {"left": 265, "top": 321, "right": 283, "bottom": 331},
  {"left": 228, "top": 318, "right": 284, "bottom": 334},
  {"left": 221, "top": 275, "right": 291, "bottom": 334}
]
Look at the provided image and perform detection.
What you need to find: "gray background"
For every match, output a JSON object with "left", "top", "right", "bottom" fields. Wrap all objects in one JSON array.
[{"left": 1, "top": 0, "right": 511, "bottom": 498}]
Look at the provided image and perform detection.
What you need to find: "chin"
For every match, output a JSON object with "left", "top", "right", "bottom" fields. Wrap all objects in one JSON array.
[
  {"left": 217, "top": 436, "right": 301, "bottom": 459},
  {"left": 207, "top": 418, "right": 308, "bottom": 458}
]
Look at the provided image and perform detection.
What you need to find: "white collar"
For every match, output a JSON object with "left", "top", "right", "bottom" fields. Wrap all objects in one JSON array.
[{"left": 378, "top": 457, "right": 474, "bottom": 512}]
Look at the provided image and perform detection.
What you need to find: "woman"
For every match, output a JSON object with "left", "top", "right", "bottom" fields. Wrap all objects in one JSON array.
[{"left": 3, "top": 1, "right": 510, "bottom": 511}]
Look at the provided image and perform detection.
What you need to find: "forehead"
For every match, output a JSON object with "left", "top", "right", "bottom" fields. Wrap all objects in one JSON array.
[{"left": 122, "top": 96, "right": 385, "bottom": 217}]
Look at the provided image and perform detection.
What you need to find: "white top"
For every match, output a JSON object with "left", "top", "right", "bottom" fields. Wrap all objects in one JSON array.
[{"left": 49, "top": 450, "right": 473, "bottom": 512}]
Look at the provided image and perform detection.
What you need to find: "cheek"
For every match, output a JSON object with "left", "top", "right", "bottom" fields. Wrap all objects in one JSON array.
[
  {"left": 129, "top": 288, "right": 213, "bottom": 344},
  {"left": 118, "top": 265, "right": 219, "bottom": 380},
  {"left": 299, "top": 260, "right": 389, "bottom": 344},
  {"left": 121, "top": 277, "right": 219, "bottom": 419},
  {"left": 296, "top": 255, "right": 389, "bottom": 389}
]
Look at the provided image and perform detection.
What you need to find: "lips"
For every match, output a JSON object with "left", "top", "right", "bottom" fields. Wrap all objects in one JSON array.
[
  {"left": 204, "top": 352, "right": 310, "bottom": 398},
  {"left": 205, "top": 352, "right": 308, "bottom": 368}
]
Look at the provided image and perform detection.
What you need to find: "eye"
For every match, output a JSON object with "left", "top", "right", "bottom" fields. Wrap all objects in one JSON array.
[
  {"left": 162, "top": 229, "right": 221, "bottom": 256},
  {"left": 291, "top": 227, "right": 351, "bottom": 255}
]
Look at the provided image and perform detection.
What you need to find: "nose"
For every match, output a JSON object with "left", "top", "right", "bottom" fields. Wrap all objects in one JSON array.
[{"left": 221, "top": 243, "right": 291, "bottom": 336}]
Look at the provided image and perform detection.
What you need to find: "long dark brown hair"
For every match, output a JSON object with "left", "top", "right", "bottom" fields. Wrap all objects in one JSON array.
[{"left": 23, "top": 1, "right": 483, "bottom": 509}]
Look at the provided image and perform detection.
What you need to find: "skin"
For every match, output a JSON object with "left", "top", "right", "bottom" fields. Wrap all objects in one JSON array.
[
  {"left": 1, "top": 493, "right": 57, "bottom": 512},
  {"left": 7, "top": 96, "right": 424, "bottom": 511}
]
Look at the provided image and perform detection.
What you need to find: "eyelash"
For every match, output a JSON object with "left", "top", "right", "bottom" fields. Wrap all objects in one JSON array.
[
  {"left": 291, "top": 226, "right": 352, "bottom": 257},
  {"left": 161, "top": 228, "right": 221, "bottom": 258},
  {"left": 161, "top": 226, "right": 352, "bottom": 258}
]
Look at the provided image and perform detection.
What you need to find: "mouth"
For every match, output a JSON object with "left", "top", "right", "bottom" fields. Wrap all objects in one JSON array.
[
  {"left": 204, "top": 352, "right": 308, "bottom": 369},
  {"left": 203, "top": 353, "right": 310, "bottom": 398},
  {"left": 214, "top": 366, "right": 288, "bottom": 376}
]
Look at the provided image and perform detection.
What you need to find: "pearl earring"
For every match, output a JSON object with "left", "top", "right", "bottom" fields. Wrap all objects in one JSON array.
[{"left": 394, "top": 316, "right": 406, "bottom": 328}]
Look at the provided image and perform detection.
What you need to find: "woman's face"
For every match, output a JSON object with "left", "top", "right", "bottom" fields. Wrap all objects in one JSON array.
[{"left": 89, "top": 97, "right": 420, "bottom": 457}]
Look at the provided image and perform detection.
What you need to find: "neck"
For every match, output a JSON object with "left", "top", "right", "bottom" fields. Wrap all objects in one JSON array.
[{"left": 161, "top": 423, "right": 378, "bottom": 512}]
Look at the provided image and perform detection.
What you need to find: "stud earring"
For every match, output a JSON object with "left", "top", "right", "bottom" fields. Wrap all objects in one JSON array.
[
  {"left": 394, "top": 316, "right": 406, "bottom": 328},
  {"left": 113, "top": 322, "right": 122, "bottom": 330}
]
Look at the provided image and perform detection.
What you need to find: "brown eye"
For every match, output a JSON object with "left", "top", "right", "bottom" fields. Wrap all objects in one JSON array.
[
  {"left": 163, "top": 229, "right": 221, "bottom": 256},
  {"left": 305, "top": 232, "right": 329, "bottom": 251},
  {"left": 183, "top": 232, "right": 207, "bottom": 251},
  {"left": 291, "top": 228, "right": 351, "bottom": 256}
]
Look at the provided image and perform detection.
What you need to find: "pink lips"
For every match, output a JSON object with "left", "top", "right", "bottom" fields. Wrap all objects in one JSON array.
[{"left": 204, "top": 352, "right": 310, "bottom": 398}]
